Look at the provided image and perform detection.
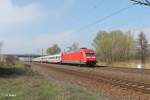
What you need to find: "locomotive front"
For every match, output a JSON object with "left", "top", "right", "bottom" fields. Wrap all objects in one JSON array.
[{"left": 80, "top": 48, "right": 97, "bottom": 66}]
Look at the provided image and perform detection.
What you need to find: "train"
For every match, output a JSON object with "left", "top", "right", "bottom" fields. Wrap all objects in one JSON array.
[{"left": 32, "top": 48, "right": 97, "bottom": 66}]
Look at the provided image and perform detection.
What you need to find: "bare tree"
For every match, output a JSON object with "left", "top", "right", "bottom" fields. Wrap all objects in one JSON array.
[
  {"left": 67, "top": 42, "right": 79, "bottom": 52},
  {"left": 131, "top": 0, "right": 150, "bottom": 6},
  {"left": 136, "top": 32, "right": 149, "bottom": 68},
  {"left": 0, "top": 42, "right": 3, "bottom": 66},
  {"left": 0, "top": 42, "right": 3, "bottom": 54},
  {"left": 93, "top": 30, "right": 135, "bottom": 63}
]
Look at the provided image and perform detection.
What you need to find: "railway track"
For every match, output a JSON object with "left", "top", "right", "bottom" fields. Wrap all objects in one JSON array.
[
  {"left": 96, "top": 66, "right": 150, "bottom": 75},
  {"left": 33, "top": 63, "right": 150, "bottom": 94}
]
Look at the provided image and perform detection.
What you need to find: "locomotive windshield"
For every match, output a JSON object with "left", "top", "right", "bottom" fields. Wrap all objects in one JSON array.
[{"left": 86, "top": 52, "right": 95, "bottom": 56}]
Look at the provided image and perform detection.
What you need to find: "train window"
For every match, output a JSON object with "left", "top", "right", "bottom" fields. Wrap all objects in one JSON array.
[{"left": 86, "top": 52, "right": 95, "bottom": 56}]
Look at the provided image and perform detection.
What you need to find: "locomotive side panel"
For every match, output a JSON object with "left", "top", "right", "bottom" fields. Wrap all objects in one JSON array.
[{"left": 62, "top": 52, "right": 84, "bottom": 64}]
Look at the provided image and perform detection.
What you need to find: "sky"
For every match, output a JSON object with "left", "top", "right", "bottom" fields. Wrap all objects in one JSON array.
[{"left": 0, "top": 0, "right": 150, "bottom": 54}]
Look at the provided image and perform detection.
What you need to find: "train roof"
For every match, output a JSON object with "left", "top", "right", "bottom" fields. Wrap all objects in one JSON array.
[
  {"left": 37, "top": 54, "right": 61, "bottom": 58},
  {"left": 43, "top": 54, "right": 61, "bottom": 57},
  {"left": 33, "top": 53, "right": 61, "bottom": 59},
  {"left": 63, "top": 48, "right": 95, "bottom": 54}
]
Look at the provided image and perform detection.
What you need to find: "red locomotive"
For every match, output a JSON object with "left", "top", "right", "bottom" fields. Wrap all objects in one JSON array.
[{"left": 61, "top": 48, "right": 96, "bottom": 66}]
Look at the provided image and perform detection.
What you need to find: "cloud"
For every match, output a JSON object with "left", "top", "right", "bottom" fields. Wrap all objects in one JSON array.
[
  {"left": 0, "top": 0, "right": 79, "bottom": 54},
  {"left": 2, "top": 30, "right": 79, "bottom": 54},
  {"left": 0, "top": 0, "right": 44, "bottom": 25},
  {"left": 34, "top": 30, "right": 74, "bottom": 45},
  {"left": 32, "top": 30, "right": 82, "bottom": 53}
]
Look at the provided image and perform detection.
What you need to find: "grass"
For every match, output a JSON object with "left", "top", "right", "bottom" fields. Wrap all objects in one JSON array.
[
  {"left": 0, "top": 63, "right": 103, "bottom": 100},
  {"left": 98, "top": 60, "right": 150, "bottom": 69}
]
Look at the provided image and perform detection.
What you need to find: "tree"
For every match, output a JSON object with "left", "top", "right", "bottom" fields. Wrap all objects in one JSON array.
[
  {"left": 92, "top": 30, "right": 135, "bottom": 63},
  {"left": 46, "top": 44, "right": 61, "bottom": 55},
  {"left": 130, "top": 0, "right": 150, "bottom": 6},
  {"left": 67, "top": 42, "right": 79, "bottom": 52},
  {"left": 0, "top": 42, "right": 3, "bottom": 54},
  {"left": 72, "top": 42, "right": 79, "bottom": 51},
  {"left": 136, "top": 32, "right": 149, "bottom": 67},
  {"left": 0, "top": 42, "right": 3, "bottom": 66}
]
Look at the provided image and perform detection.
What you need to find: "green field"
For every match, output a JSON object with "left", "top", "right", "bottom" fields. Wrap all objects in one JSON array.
[{"left": 0, "top": 64, "right": 104, "bottom": 100}]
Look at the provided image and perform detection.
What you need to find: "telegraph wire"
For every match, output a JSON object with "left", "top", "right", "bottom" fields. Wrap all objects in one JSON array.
[
  {"left": 76, "top": 4, "right": 134, "bottom": 32},
  {"left": 92, "top": 0, "right": 104, "bottom": 9},
  {"left": 84, "top": 0, "right": 104, "bottom": 18}
]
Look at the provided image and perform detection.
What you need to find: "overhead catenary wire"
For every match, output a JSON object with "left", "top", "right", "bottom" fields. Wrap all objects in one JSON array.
[
  {"left": 76, "top": 4, "right": 134, "bottom": 33},
  {"left": 82, "top": 0, "right": 104, "bottom": 19},
  {"left": 92, "top": 0, "right": 104, "bottom": 9}
]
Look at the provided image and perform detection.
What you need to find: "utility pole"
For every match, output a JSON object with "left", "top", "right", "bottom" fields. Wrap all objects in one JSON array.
[
  {"left": 41, "top": 48, "right": 44, "bottom": 63},
  {"left": 28, "top": 54, "right": 30, "bottom": 64},
  {"left": 0, "top": 42, "right": 2, "bottom": 54},
  {"left": 0, "top": 42, "right": 3, "bottom": 65}
]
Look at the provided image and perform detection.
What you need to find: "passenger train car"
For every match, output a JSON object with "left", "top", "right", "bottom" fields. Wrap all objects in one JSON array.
[
  {"left": 33, "top": 48, "right": 96, "bottom": 66},
  {"left": 32, "top": 54, "right": 61, "bottom": 63}
]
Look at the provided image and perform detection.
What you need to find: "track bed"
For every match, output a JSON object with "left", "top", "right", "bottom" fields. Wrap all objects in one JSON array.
[{"left": 30, "top": 63, "right": 150, "bottom": 100}]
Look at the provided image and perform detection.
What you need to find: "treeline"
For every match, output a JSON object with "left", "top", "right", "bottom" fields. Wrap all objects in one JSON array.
[
  {"left": 92, "top": 30, "right": 150, "bottom": 64},
  {"left": 46, "top": 30, "right": 149, "bottom": 66},
  {"left": 46, "top": 42, "right": 79, "bottom": 55}
]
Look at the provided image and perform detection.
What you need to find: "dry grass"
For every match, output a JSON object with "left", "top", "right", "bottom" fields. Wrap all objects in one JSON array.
[
  {"left": 0, "top": 63, "right": 102, "bottom": 100},
  {"left": 98, "top": 60, "right": 150, "bottom": 69},
  {"left": 0, "top": 55, "right": 18, "bottom": 68}
]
